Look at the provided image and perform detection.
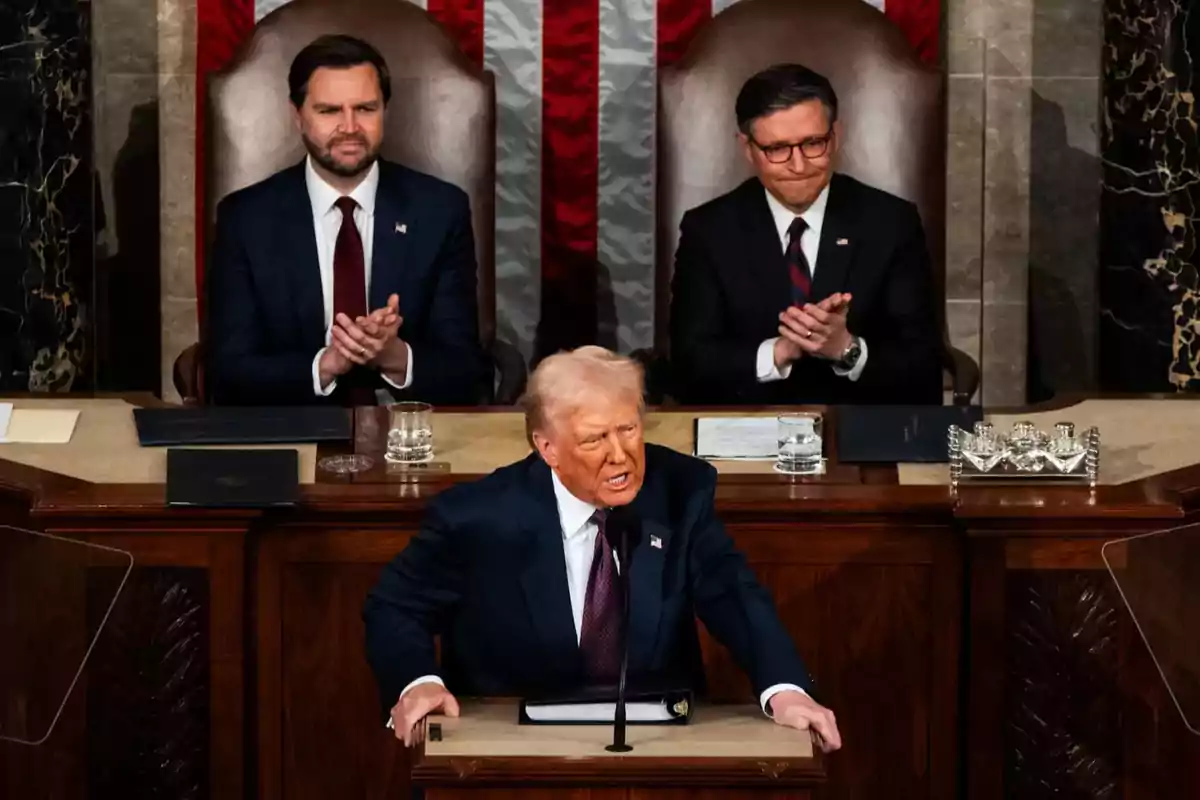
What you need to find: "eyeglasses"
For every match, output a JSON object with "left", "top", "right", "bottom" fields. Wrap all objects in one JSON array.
[{"left": 750, "top": 127, "right": 834, "bottom": 164}]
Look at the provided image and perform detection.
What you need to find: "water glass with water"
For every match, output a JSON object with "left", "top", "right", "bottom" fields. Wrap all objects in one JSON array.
[
  {"left": 386, "top": 402, "right": 434, "bottom": 463},
  {"left": 777, "top": 413, "right": 823, "bottom": 474}
]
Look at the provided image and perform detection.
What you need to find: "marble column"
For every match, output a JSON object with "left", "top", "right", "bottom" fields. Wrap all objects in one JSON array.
[
  {"left": 0, "top": 0, "right": 94, "bottom": 391},
  {"left": 1100, "top": 0, "right": 1200, "bottom": 391}
]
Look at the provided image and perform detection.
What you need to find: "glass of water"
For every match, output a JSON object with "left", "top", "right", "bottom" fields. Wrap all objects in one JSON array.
[
  {"left": 386, "top": 402, "right": 434, "bottom": 464},
  {"left": 776, "top": 412, "right": 824, "bottom": 475}
]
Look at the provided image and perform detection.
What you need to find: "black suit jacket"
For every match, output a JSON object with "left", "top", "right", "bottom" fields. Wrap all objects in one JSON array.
[
  {"left": 363, "top": 444, "right": 813, "bottom": 714},
  {"left": 206, "top": 159, "right": 486, "bottom": 406},
  {"left": 669, "top": 174, "right": 943, "bottom": 405}
]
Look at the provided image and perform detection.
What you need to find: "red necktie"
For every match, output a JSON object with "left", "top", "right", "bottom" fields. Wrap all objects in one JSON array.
[
  {"left": 579, "top": 510, "right": 623, "bottom": 683},
  {"left": 332, "top": 197, "right": 374, "bottom": 405},
  {"left": 786, "top": 216, "right": 812, "bottom": 305},
  {"left": 333, "top": 197, "right": 367, "bottom": 321}
]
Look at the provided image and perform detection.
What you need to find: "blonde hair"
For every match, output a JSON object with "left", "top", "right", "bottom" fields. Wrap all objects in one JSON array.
[{"left": 521, "top": 346, "right": 645, "bottom": 446}]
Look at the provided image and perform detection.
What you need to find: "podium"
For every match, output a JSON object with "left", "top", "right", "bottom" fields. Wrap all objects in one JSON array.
[{"left": 410, "top": 701, "right": 825, "bottom": 798}]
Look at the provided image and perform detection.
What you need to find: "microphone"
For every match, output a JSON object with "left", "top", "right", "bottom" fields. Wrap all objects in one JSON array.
[{"left": 603, "top": 504, "right": 642, "bottom": 753}]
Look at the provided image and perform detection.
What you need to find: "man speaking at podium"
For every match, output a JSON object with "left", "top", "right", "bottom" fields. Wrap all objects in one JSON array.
[{"left": 363, "top": 347, "right": 842, "bottom": 752}]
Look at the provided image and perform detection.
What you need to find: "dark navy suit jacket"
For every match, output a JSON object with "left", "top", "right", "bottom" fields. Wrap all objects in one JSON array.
[
  {"left": 206, "top": 159, "right": 486, "bottom": 405},
  {"left": 362, "top": 444, "right": 814, "bottom": 714}
]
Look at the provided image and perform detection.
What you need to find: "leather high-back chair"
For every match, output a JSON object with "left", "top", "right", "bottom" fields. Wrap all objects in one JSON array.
[
  {"left": 655, "top": 0, "right": 978, "bottom": 404},
  {"left": 174, "top": 0, "right": 526, "bottom": 404}
]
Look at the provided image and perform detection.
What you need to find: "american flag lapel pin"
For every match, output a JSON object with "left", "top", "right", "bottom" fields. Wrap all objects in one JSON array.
[
  {"left": 650, "top": 534, "right": 663, "bottom": 549},
  {"left": 395, "top": 222, "right": 407, "bottom": 234},
  {"left": 836, "top": 237, "right": 849, "bottom": 246}
]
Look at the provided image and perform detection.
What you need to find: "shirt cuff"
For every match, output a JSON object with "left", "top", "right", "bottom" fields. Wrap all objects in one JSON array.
[
  {"left": 384, "top": 674, "right": 445, "bottom": 729},
  {"left": 312, "top": 348, "right": 338, "bottom": 396},
  {"left": 756, "top": 338, "right": 793, "bottom": 382},
  {"left": 831, "top": 336, "right": 869, "bottom": 381},
  {"left": 760, "top": 683, "right": 809, "bottom": 717},
  {"left": 380, "top": 342, "right": 414, "bottom": 390}
]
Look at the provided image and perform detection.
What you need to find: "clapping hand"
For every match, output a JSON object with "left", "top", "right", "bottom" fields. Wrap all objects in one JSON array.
[
  {"left": 330, "top": 294, "right": 409, "bottom": 380},
  {"left": 773, "top": 292, "right": 853, "bottom": 367}
]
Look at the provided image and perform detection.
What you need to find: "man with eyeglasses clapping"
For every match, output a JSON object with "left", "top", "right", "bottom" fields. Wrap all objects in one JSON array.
[{"left": 669, "top": 64, "right": 942, "bottom": 406}]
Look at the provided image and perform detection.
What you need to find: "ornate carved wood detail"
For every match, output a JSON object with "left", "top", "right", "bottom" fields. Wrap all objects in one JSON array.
[
  {"left": 86, "top": 567, "right": 209, "bottom": 798},
  {"left": 1005, "top": 570, "right": 1121, "bottom": 799}
]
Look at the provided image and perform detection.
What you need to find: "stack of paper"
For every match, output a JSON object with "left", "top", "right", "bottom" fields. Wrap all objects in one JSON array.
[
  {"left": 693, "top": 417, "right": 778, "bottom": 460},
  {"left": 0, "top": 403, "right": 81, "bottom": 444}
]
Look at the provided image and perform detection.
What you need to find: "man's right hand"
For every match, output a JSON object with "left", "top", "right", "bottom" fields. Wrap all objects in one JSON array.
[
  {"left": 390, "top": 682, "right": 460, "bottom": 747},
  {"left": 773, "top": 292, "right": 853, "bottom": 370},
  {"left": 317, "top": 344, "right": 355, "bottom": 390}
]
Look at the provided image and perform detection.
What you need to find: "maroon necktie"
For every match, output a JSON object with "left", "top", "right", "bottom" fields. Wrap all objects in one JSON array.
[
  {"left": 579, "top": 509, "right": 623, "bottom": 683},
  {"left": 786, "top": 216, "right": 812, "bottom": 305},
  {"left": 332, "top": 197, "right": 374, "bottom": 405}
]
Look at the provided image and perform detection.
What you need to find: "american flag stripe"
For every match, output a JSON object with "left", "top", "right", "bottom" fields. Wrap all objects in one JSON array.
[
  {"left": 482, "top": 0, "right": 542, "bottom": 358},
  {"left": 538, "top": 0, "right": 600, "bottom": 355},
  {"left": 197, "top": 0, "right": 936, "bottom": 363},
  {"left": 596, "top": 0, "right": 656, "bottom": 352}
]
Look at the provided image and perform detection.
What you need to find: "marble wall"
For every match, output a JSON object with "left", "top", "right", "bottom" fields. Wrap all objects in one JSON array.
[
  {"left": 945, "top": 0, "right": 1103, "bottom": 405},
  {"left": 1100, "top": 0, "right": 1200, "bottom": 392},
  {"left": 0, "top": 0, "right": 94, "bottom": 391}
]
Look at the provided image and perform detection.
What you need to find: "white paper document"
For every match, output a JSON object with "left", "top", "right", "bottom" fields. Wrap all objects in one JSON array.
[
  {"left": 524, "top": 701, "right": 674, "bottom": 723},
  {"left": 0, "top": 408, "right": 81, "bottom": 444},
  {"left": 694, "top": 417, "right": 778, "bottom": 460}
]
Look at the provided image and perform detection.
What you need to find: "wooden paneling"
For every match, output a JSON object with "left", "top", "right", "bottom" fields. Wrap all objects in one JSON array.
[
  {"left": 279, "top": 563, "right": 403, "bottom": 800},
  {"left": 6, "top": 419, "right": 1200, "bottom": 800}
]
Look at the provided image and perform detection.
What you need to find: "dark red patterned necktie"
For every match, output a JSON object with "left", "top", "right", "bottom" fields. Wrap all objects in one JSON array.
[
  {"left": 579, "top": 509, "right": 623, "bottom": 682},
  {"left": 786, "top": 216, "right": 812, "bottom": 305},
  {"left": 332, "top": 197, "right": 374, "bottom": 406}
]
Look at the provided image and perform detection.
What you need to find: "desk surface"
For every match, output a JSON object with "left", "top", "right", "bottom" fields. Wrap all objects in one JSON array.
[
  {"left": 424, "top": 702, "right": 814, "bottom": 759},
  {"left": 1, "top": 397, "right": 1199, "bottom": 488}
]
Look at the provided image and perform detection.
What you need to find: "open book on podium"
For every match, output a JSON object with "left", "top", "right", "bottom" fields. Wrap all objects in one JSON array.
[{"left": 409, "top": 700, "right": 825, "bottom": 798}]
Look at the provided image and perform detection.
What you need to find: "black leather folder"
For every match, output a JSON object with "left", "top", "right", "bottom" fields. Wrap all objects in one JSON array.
[
  {"left": 134, "top": 406, "right": 350, "bottom": 446},
  {"left": 518, "top": 686, "right": 694, "bottom": 726},
  {"left": 836, "top": 404, "right": 983, "bottom": 463},
  {"left": 166, "top": 448, "right": 300, "bottom": 508}
]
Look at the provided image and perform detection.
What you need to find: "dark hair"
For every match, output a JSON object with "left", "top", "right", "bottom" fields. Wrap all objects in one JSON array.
[
  {"left": 288, "top": 34, "right": 392, "bottom": 108},
  {"left": 735, "top": 64, "right": 838, "bottom": 135}
]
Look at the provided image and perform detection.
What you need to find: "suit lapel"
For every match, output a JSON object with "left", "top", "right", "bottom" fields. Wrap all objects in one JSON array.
[
  {"left": 625, "top": 472, "right": 668, "bottom": 671},
  {"left": 518, "top": 459, "right": 584, "bottom": 678},
  {"left": 276, "top": 162, "right": 325, "bottom": 349},
  {"left": 737, "top": 180, "right": 793, "bottom": 320},
  {"left": 369, "top": 162, "right": 415, "bottom": 312},
  {"left": 810, "top": 174, "right": 858, "bottom": 301}
]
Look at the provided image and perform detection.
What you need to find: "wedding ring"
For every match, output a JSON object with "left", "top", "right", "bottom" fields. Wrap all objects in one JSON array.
[{"left": 804, "top": 329, "right": 812, "bottom": 338}]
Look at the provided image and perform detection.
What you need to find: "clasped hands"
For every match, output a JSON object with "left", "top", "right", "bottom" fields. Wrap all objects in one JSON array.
[
  {"left": 318, "top": 293, "right": 408, "bottom": 387},
  {"left": 389, "top": 684, "right": 842, "bottom": 754},
  {"left": 774, "top": 292, "right": 854, "bottom": 370}
]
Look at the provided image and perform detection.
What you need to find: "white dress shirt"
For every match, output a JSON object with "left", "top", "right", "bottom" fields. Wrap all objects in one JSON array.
[
  {"left": 305, "top": 157, "right": 413, "bottom": 396},
  {"left": 393, "top": 471, "right": 806, "bottom": 720},
  {"left": 756, "top": 182, "right": 869, "bottom": 383}
]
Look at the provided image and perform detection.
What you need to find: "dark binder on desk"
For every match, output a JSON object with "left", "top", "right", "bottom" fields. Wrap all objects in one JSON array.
[
  {"left": 836, "top": 404, "right": 983, "bottom": 463},
  {"left": 134, "top": 407, "right": 351, "bottom": 447},
  {"left": 166, "top": 448, "right": 300, "bottom": 508},
  {"left": 519, "top": 686, "right": 693, "bottom": 725}
]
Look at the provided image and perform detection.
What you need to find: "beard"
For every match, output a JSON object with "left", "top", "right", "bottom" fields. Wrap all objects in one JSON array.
[{"left": 303, "top": 132, "right": 380, "bottom": 178}]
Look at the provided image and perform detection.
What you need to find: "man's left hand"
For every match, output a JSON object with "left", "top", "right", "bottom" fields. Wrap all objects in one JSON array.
[
  {"left": 767, "top": 690, "right": 842, "bottom": 753},
  {"left": 777, "top": 292, "right": 853, "bottom": 360},
  {"left": 331, "top": 293, "right": 409, "bottom": 379}
]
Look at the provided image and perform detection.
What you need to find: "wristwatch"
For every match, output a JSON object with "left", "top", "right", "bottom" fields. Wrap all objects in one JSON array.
[{"left": 835, "top": 336, "right": 862, "bottom": 370}]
